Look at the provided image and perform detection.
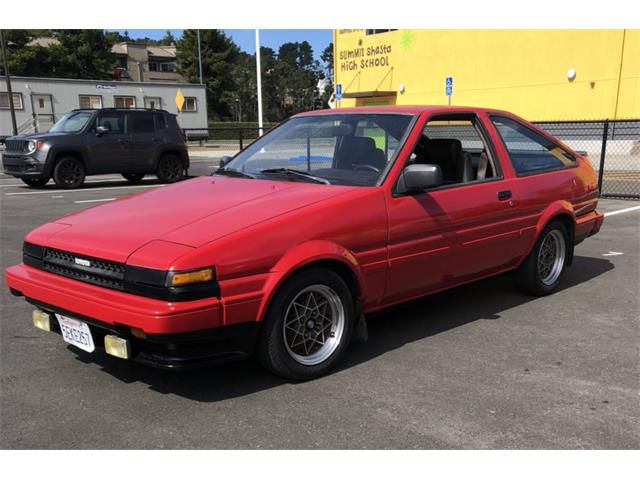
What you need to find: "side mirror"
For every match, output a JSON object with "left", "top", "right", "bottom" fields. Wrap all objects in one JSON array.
[
  {"left": 397, "top": 164, "right": 443, "bottom": 194},
  {"left": 219, "top": 155, "right": 233, "bottom": 168},
  {"left": 96, "top": 125, "right": 109, "bottom": 136}
]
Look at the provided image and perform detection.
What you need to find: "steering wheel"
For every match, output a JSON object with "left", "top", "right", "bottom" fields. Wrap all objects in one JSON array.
[{"left": 352, "top": 163, "right": 380, "bottom": 173}]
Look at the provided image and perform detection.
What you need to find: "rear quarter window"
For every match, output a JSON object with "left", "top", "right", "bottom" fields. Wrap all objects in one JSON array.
[
  {"left": 130, "top": 112, "right": 155, "bottom": 134},
  {"left": 490, "top": 116, "right": 576, "bottom": 175}
]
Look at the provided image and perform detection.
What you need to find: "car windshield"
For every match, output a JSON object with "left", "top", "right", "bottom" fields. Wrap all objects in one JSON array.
[
  {"left": 220, "top": 113, "right": 415, "bottom": 186},
  {"left": 49, "top": 111, "right": 93, "bottom": 133}
]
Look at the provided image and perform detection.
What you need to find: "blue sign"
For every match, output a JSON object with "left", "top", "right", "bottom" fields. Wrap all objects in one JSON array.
[
  {"left": 336, "top": 83, "right": 343, "bottom": 100},
  {"left": 445, "top": 76, "right": 453, "bottom": 96}
]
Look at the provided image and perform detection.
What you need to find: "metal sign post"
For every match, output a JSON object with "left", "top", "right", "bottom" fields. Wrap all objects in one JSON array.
[
  {"left": 0, "top": 29, "right": 18, "bottom": 135},
  {"left": 255, "top": 29, "right": 264, "bottom": 136},
  {"left": 445, "top": 76, "right": 453, "bottom": 106}
]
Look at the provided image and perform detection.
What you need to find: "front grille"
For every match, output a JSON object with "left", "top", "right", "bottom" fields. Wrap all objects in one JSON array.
[
  {"left": 5, "top": 139, "right": 26, "bottom": 152},
  {"left": 43, "top": 248, "right": 125, "bottom": 290}
]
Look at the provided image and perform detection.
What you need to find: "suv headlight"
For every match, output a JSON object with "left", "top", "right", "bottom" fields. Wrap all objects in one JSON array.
[{"left": 25, "top": 140, "right": 37, "bottom": 153}]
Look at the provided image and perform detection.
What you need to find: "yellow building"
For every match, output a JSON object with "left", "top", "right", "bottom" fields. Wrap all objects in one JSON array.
[{"left": 333, "top": 29, "right": 640, "bottom": 120}]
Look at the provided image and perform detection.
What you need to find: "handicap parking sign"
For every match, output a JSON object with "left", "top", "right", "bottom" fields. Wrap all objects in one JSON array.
[
  {"left": 445, "top": 77, "right": 453, "bottom": 96},
  {"left": 336, "top": 83, "right": 343, "bottom": 100}
]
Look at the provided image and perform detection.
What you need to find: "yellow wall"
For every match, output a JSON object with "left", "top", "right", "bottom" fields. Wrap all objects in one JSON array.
[{"left": 334, "top": 29, "right": 640, "bottom": 120}]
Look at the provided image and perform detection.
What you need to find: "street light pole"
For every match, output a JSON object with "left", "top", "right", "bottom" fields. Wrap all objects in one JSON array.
[
  {"left": 196, "top": 29, "right": 203, "bottom": 85},
  {"left": 255, "top": 29, "right": 263, "bottom": 136},
  {"left": 0, "top": 29, "right": 18, "bottom": 136}
]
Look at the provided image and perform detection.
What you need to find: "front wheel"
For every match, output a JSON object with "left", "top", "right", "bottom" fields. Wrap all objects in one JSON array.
[
  {"left": 52, "top": 157, "right": 85, "bottom": 189},
  {"left": 21, "top": 177, "right": 49, "bottom": 188},
  {"left": 156, "top": 154, "right": 183, "bottom": 183},
  {"left": 514, "top": 220, "right": 569, "bottom": 296},
  {"left": 257, "top": 268, "right": 355, "bottom": 380}
]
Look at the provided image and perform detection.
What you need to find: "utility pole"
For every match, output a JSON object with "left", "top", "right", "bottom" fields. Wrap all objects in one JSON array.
[
  {"left": 255, "top": 29, "right": 263, "bottom": 136},
  {"left": 196, "top": 29, "right": 203, "bottom": 85},
  {"left": 0, "top": 29, "right": 18, "bottom": 136}
]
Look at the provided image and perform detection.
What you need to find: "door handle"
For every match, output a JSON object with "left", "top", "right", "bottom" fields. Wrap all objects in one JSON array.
[{"left": 497, "top": 190, "right": 512, "bottom": 201}]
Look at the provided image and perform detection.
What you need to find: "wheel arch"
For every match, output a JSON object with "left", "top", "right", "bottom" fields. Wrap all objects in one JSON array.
[
  {"left": 50, "top": 149, "right": 89, "bottom": 175},
  {"left": 255, "top": 240, "right": 366, "bottom": 323},
  {"left": 530, "top": 201, "right": 576, "bottom": 266}
]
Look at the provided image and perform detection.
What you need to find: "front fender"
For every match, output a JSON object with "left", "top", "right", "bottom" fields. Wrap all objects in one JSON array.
[{"left": 255, "top": 240, "right": 366, "bottom": 323}]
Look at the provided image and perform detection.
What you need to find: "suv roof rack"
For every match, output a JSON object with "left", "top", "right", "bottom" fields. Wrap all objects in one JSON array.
[{"left": 71, "top": 107, "right": 171, "bottom": 113}]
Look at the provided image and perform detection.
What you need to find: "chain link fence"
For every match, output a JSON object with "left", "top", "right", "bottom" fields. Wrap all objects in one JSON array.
[{"left": 535, "top": 119, "right": 640, "bottom": 199}]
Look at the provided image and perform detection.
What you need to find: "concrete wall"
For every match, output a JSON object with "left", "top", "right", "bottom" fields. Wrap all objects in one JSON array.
[
  {"left": 334, "top": 29, "right": 640, "bottom": 121},
  {"left": 0, "top": 76, "right": 207, "bottom": 136}
]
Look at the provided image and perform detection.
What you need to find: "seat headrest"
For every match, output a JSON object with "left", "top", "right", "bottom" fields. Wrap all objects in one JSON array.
[{"left": 424, "top": 138, "right": 462, "bottom": 159}]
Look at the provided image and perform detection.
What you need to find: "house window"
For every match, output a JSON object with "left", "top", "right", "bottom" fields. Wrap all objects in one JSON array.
[
  {"left": 0, "top": 92, "right": 24, "bottom": 110},
  {"left": 149, "top": 62, "right": 175, "bottom": 72},
  {"left": 79, "top": 95, "right": 103, "bottom": 109},
  {"left": 115, "top": 57, "right": 128, "bottom": 70},
  {"left": 144, "top": 97, "right": 162, "bottom": 109},
  {"left": 365, "top": 29, "right": 397, "bottom": 35},
  {"left": 183, "top": 97, "right": 197, "bottom": 112},
  {"left": 114, "top": 96, "right": 136, "bottom": 109}
]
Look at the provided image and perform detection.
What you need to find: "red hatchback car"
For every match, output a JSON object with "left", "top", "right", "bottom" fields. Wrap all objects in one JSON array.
[{"left": 6, "top": 106, "right": 604, "bottom": 380}]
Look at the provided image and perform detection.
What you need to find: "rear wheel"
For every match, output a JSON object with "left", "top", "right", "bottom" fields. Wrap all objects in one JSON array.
[
  {"left": 122, "top": 173, "right": 145, "bottom": 184},
  {"left": 514, "top": 220, "right": 569, "bottom": 296},
  {"left": 156, "top": 154, "right": 183, "bottom": 183},
  {"left": 52, "top": 157, "right": 85, "bottom": 189},
  {"left": 21, "top": 177, "right": 49, "bottom": 188},
  {"left": 257, "top": 268, "right": 355, "bottom": 381}
]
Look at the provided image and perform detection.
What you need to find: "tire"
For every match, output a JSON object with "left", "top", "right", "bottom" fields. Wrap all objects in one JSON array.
[
  {"left": 52, "top": 157, "right": 85, "bottom": 189},
  {"left": 514, "top": 220, "right": 569, "bottom": 296},
  {"left": 20, "top": 177, "right": 49, "bottom": 188},
  {"left": 122, "top": 173, "right": 145, "bottom": 184},
  {"left": 156, "top": 154, "right": 183, "bottom": 183},
  {"left": 257, "top": 268, "right": 356, "bottom": 381}
]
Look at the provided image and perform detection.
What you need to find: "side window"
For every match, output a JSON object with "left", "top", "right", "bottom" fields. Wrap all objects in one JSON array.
[
  {"left": 410, "top": 116, "right": 499, "bottom": 186},
  {"left": 130, "top": 112, "right": 155, "bottom": 134},
  {"left": 154, "top": 112, "right": 168, "bottom": 129},
  {"left": 97, "top": 112, "right": 126, "bottom": 134},
  {"left": 491, "top": 116, "right": 576, "bottom": 174}
]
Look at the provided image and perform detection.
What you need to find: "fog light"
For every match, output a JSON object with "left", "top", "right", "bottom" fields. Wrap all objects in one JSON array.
[
  {"left": 32, "top": 309, "right": 51, "bottom": 332},
  {"left": 104, "top": 335, "right": 130, "bottom": 359}
]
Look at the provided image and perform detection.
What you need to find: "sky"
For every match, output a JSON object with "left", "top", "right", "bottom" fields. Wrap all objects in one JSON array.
[{"left": 108, "top": 29, "right": 332, "bottom": 59}]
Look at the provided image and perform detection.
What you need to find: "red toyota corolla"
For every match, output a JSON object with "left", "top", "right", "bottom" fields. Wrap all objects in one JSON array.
[{"left": 5, "top": 106, "right": 604, "bottom": 380}]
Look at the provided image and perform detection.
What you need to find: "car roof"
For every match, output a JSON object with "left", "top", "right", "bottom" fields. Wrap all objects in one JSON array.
[{"left": 294, "top": 105, "right": 515, "bottom": 117}]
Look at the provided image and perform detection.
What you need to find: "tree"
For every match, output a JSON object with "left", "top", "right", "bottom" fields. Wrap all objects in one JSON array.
[
  {"left": 1, "top": 29, "right": 115, "bottom": 80},
  {"left": 176, "top": 29, "right": 240, "bottom": 121},
  {"left": 160, "top": 30, "right": 176, "bottom": 45},
  {"left": 319, "top": 42, "right": 334, "bottom": 107}
]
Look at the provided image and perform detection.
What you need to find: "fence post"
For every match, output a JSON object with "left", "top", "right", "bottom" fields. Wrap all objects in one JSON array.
[
  {"left": 597, "top": 119, "right": 609, "bottom": 195},
  {"left": 239, "top": 129, "right": 244, "bottom": 151}
]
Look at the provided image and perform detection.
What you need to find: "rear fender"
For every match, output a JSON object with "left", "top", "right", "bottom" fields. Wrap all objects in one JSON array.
[
  {"left": 525, "top": 200, "right": 576, "bottom": 264},
  {"left": 255, "top": 240, "right": 366, "bottom": 323}
]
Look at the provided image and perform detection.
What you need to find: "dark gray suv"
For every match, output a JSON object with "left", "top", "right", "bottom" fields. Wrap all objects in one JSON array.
[{"left": 1, "top": 108, "right": 189, "bottom": 189}]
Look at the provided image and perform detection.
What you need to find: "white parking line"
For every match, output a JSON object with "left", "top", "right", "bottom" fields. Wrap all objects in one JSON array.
[
  {"left": 0, "top": 177, "right": 133, "bottom": 188},
  {"left": 4, "top": 184, "right": 160, "bottom": 196},
  {"left": 603, "top": 205, "right": 640, "bottom": 217},
  {"left": 74, "top": 198, "right": 116, "bottom": 204}
]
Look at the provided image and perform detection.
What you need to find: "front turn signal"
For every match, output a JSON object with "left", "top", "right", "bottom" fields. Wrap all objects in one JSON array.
[{"left": 169, "top": 268, "right": 214, "bottom": 287}]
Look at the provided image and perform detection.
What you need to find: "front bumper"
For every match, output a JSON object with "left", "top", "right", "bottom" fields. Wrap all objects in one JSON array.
[
  {"left": 2, "top": 152, "right": 46, "bottom": 177},
  {"left": 6, "top": 263, "right": 259, "bottom": 369}
]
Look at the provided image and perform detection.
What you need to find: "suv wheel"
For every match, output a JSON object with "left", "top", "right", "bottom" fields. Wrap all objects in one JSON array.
[
  {"left": 257, "top": 268, "right": 355, "bottom": 381},
  {"left": 53, "top": 157, "right": 85, "bottom": 189},
  {"left": 514, "top": 220, "right": 569, "bottom": 296},
  {"left": 122, "top": 173, "right": 145, "bottom": 184},
  {"left": 156, "top": 154, "right": 183, "bottom": 183},
  {"left": 21, "top": 177, "right": 49, "bottom": 188}
]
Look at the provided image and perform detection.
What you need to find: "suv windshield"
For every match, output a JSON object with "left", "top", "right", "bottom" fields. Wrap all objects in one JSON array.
[
  {"left": 49, "top": 111, "right": 94, "bottom": 133},
  {"left": 220, "top": 113, "right": 415, "bottom": 186}
]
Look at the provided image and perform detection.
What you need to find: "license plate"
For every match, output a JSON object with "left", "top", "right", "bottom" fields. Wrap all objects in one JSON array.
[{"left": 56, "top": 314, "right": 95, "bottom": 353}]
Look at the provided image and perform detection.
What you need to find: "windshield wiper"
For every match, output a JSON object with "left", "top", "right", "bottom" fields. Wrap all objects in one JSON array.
[
  {"left": 259, "top": 168, "right": 330, "bottom": 185},
  {"left": 214, "top": 168, "right": 256, "bottom": 179}
]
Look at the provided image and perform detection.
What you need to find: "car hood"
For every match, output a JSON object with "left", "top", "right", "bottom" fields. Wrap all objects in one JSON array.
[
  {"left": 27, "top": 176, "right": 355, "bottom": 264},
  {"left": 12, "top": 132, "right": 76, "bottom": 141}
]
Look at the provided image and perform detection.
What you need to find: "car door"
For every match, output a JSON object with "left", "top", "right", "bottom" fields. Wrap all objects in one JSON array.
[
  {"left": 384, "top": 112, "right": 528, "bottom": 303},
  {"left": 87, "top": 111, "right": 131, "bottom": 173},
  {"left": 127, "top": 111, "right": 158, "bottom": 172}
]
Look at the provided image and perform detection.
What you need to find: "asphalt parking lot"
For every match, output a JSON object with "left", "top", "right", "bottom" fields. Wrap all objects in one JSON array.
[{"left": 0, "top": 162, "right": 638, "bottom": 449}]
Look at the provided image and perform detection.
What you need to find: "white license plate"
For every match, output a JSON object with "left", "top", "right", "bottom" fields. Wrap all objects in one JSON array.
[{"left": 56, "top": 314, "right": 95, "bottom": 353}]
